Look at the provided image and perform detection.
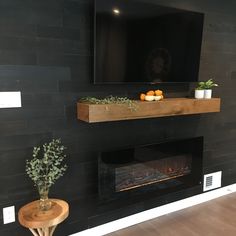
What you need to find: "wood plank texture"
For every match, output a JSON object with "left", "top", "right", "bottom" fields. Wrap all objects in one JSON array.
[
  {"left": 77, "top": 98, "right": 221, "bottom": 123},
  {"left": 106, "top": 192, "right": 236, "bottom": 236},
  {"left": 18, "top": 199, "right": 69, "bottom": 229}
]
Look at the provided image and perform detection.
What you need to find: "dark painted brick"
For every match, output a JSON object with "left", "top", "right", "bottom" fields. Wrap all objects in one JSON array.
[
  {"left": 0, "top": 7, "right": 62, "bottom": 27},
  {"left": 205, "top": 22, "right": 236, "bottom": 33},
  {"left": 0, "top": 107, "right": 66, "bottom": 121},
  {"left": 0, "top": 227, "right": 30, "bottom": 236},
  {"left": 0, "top": 0, "right": 64, "bottom": 9},
  {"left": 63, "top": 220, "right": 88, "bottom": 236},
  {"left": 19, "top": 80, "right": 59, "bottom": 92},
  {"left": 63, "top": 12, "right": 92, "bottom": 29},
  {"left": 0, "top": 120, "right": 28, "bottom": 136},
  {"left": 0, "top": 148, "right": 31, "bottom": 176},
  {"left": 88, "top": 203, "right": 145, "bottom": 228},
  {"left": 35, "top": 38, "right": 90, "bottom": 55},
  {"left": 0, "top": 176, "right": 36, "bottom": 206},
  {"left": 0, "top": 22, "right": 36, "bottom": 37},
  {"left": 37, "top": 25, "right": 81, "bottom": 40},
  {"left": 63, "top": 1, "right": 93, "bottom": 29},
  {"left": 0, "top": 65, "right": 71, "bottom": 81},
  {"left": 36, "top": 52, "right": 86, "bottom": 66},
  {"left": 0, "top": 133, "right": 51, "bottom": 151},
  {"left": 0, "top": 36, "right": 36, "bottom": 51},
  {"left": 27, "top": 118, "right": 68, "bottom": 134},
  {"left": 231, "top": 71, "right": 236, "bottom": 79},
  {"left": 22, "top": 94, "right": 53, "bottom": 106},
  {"left": 64, "top": 0, "right": 92, "bottom": 14},
  {"left": 0, "top": 50, "right": 36, "bottom": 65},
  {"left": 0, "top": 79, "right": 20, "bottom": 91},
  {"left": 7, "top": 178, "right": 37, "bottom": 202},
  {"left": 0, "top": 78, "right": 61, "bottom": 92},
  {"left": 0, "top": 189, "right": 8, "bottom": 205}
]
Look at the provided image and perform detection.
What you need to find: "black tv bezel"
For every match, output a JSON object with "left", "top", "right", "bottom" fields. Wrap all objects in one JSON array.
[{"left": 93, "top": 0, "right": 204, "bottom": 85}]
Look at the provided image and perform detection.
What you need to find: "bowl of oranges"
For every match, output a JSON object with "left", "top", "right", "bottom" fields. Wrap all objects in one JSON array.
[{"left": 140, "top": 90, "right": 164, "bottom": 102}]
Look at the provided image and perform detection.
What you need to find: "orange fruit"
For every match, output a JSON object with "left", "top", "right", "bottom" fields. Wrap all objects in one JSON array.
[
  {"left": 146, "top": 90, "right": 155, "bottom": 96},
  {"left": 155, "top": 90, "right": 163, "bottom": 96},
  {"left": 140, "top": 93, "right": 146, "bottom": 101}
]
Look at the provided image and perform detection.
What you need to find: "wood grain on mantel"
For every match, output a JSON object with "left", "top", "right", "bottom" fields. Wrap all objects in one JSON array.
[{"left": 77, "top": 98, "right": 221, "bottom": 123}]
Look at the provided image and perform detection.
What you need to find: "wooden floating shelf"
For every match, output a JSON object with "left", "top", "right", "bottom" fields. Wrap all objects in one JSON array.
[{"left": 77, "top": 98, "right": 221, "bottom": 123}]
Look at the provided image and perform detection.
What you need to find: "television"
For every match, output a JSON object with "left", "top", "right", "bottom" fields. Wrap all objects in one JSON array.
[{"left": 94, "top": 0, "right": 204, "bottom": 84}]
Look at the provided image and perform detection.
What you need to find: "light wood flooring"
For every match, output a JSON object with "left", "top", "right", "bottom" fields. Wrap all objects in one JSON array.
[{"left": 106, "top": 192, "right": 236, "bottom": 236}]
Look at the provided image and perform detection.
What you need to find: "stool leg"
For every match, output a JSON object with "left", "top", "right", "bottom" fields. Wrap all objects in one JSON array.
[
  {"left": 49, "top": 225, "right": 57, "bottom": 236},
  {"left": 37, "top": 228, "right": 44, "bottom": 236},
  {"left": 29, "top": 228, "right": 39, "bottom": 236},
  {"left": 29, "top": 227, "right": 53, "bottom": 236},
  {"left": 43, "top": 227, "right": 50, "bottom": 236}
]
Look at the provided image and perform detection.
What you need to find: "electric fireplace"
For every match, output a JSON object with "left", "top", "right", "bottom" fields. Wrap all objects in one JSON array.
[{"left": 98, "top": 137, "right": 203, "bottom": 199}]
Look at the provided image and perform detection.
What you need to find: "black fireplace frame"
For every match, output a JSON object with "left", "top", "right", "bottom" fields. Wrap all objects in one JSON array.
[{"left": 98, "top": 136, "right": 203, "bottom": 200}]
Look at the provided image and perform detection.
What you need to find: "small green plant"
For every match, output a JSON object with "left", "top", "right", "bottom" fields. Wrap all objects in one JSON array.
[
  {"left": 196, "top": 79, "right": 218, "bottom": 90},
  {"left": 80, "top": 95, "right": 138, "bottom": 110},
  {"left": 203, "top": 79, "right": 218, "bottom": 89},
  {"left": 196, "top": 82, "right": 205, "bottom": 90},
  {"left": 26, "top": 139, "right": 67, "bottom": 190}
]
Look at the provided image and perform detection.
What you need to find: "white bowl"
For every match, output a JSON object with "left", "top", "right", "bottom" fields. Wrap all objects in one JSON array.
[
  {"left": 154, "top": 96, "right": 162, "bottom": 101},
  {"left": 145, "top": 95, "right": 155, "bottom": 101}
]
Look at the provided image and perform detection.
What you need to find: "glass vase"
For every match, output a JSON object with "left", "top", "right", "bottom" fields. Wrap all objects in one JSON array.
[{"left": 38, "top": 185, "right": 52, "bottom": 211}]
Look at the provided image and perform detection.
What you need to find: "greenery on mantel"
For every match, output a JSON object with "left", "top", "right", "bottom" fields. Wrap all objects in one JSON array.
[{"left": 79, "top": 95, "right": 138, "bottom": 111}]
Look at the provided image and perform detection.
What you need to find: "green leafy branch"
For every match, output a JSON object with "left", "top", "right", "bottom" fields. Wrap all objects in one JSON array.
[{"left": 26, "top": 139, "right": 67, "bottom": 190}]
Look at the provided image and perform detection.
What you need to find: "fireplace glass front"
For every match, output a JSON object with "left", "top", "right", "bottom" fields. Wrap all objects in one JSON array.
[{"left": 99, "top": 137, "right": 203, "bottom": 199}]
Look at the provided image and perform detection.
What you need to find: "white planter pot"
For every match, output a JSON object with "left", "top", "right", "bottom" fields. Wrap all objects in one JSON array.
[
  {"left": 204, "top": 89, "right": 212, "bottom": 99},
  {"left": 195, "top": 89, "right": 204, "bottom": 99}
]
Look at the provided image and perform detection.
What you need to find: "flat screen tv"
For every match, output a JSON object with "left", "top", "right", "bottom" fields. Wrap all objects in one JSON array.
[{"left": 94, "top": 0, "right": 204, "bottom": 84}]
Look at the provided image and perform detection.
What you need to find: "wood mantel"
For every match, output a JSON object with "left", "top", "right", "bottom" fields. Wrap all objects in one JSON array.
[{"left": 77, "top": 98, "right": 221, "bottom": 123}]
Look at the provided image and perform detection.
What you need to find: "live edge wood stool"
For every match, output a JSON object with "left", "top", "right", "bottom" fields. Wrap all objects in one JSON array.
[{"left": 18, "top": 199, "right": 69, "bottom": 236}]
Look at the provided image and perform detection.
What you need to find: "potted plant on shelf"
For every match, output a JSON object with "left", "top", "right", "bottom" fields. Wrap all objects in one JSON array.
[
  {"left": 194, "top": 82, "right": 205, "bottom": 99},
  {"left": 26, "top": 139, "right": 67, "bottom": 211},
  {"left": 202, "top": 78, "right": 218, "bottom": 99},
  {"left": 195, "top": 79, "right": 218, "bottom": 99}
]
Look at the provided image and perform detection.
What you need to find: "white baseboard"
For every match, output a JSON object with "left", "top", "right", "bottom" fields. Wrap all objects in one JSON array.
[{"left": 70, "top": 183, "right": 236, "bottom": 236}]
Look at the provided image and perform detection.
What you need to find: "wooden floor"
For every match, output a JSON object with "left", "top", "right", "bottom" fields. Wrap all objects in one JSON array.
[{"left": 106, "top": 192, "right": 236, "bottom": 236}]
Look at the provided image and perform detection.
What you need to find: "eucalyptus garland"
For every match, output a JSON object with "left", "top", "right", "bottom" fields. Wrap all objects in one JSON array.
[
  {"left": 80, "top": 95, "right": 138, "bottom": 110},
  {"left": 26, "top": 139, "right": 67, "bottom": 189}
]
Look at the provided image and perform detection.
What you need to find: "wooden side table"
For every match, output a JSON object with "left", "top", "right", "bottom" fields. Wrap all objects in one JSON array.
[{"left": 18, "top": 199, "right": 69, "bottom": 236}]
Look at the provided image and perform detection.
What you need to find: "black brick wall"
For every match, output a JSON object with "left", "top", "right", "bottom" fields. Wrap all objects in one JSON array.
[{"left": 0, "top": 0, "right": 236, "bottom": 235}]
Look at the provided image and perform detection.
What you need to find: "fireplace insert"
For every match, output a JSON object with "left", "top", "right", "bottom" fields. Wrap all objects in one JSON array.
[{"left": 98, "top": 137, "right": 203, "bottom": 200}]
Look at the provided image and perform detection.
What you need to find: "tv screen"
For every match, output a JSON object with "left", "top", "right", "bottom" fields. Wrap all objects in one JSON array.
[{"left": 94, "top": 0, "right": 204, "bottom": 84}]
